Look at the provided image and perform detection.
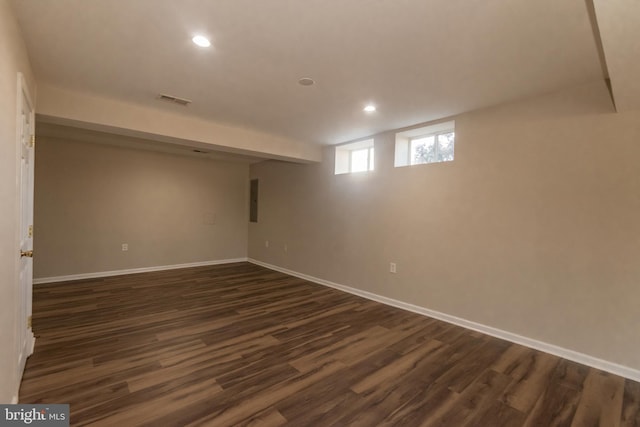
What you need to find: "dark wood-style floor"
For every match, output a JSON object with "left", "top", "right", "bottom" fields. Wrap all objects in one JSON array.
[{"left": 20, "top": 262, "right": 640, "bottom": 426}]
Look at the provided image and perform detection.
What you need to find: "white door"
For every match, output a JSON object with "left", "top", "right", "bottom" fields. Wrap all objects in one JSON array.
[{"left": 17, "top": 72, "right": 35, "bottom": 375}]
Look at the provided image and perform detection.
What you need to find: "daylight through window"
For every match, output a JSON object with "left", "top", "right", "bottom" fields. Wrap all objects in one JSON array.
[
  {"left": 410, "top": 131, "right": 454, "bottom": 165},
  {"left": 395, "top": 121, "right": 455, "bottom": 168},
  {"left": 335, "top": 139, "right": 375, "bottom": 174}
]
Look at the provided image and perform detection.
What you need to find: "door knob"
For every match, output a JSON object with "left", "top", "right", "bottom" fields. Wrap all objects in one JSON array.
[{"left": 20, "top": 250, "right": 33, "bottom": 258}]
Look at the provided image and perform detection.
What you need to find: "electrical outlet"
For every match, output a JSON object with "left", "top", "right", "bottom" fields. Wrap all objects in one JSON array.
[
  {"left": 122, "top": 243, "right": 128, "bottom": 252},
  {"left": 265, "top": 240, "right": 269, "bottom": 248},
  {"left": 284, "top": 244, "right": 288, "bottom": 252},
  {"left": 389, "top": 262, "right": 396, "bottom": 273}
]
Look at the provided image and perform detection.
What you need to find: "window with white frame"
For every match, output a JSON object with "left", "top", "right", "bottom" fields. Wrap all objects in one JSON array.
[
  {"left": 335, "top": 139, "right": 375, "bottom": 174},
  {"left": 395, "top": 121, "right": 455, "bottom": 167}
]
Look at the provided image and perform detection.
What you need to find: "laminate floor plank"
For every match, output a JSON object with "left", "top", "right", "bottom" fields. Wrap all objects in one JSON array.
[
  {"left": 621, "top": 380, "right": 640, "bottom": 427},
  {"left": 500, "top": 351, "right": 561, "bottom": 413},
  {"left": 19, "top": 262, "right": 640, "bottom": 426},
  {"left": 427, "top": 369, "right": 513, "bottom": 426},
  {"left": 570, "top": 370, "right": 625, "bottom": 427}
]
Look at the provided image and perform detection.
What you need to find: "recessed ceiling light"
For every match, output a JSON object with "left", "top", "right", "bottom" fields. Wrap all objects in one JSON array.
[
  {"left": 298, "top": 77, "right": 315, "bottom": 86},
  {"left": 192, "top": 35, "right": 211, "bottom": 47},
  {"left": 364, "top": 104, "right": 376, "bottom": 113}
]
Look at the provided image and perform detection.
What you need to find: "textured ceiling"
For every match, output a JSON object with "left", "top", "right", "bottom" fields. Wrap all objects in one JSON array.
[{"left": 12, "top": 0, "right": 605, "bottom": 145}]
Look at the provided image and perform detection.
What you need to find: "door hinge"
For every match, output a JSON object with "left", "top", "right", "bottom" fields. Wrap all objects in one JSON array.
[
  {"left": 29, "top": 135, "right": 35, "bottom": 148},
  {"left": 27, "top": 315, "right": 32, "bottom": 328},
  {"left": 28, "top": 225, "right": 33, "bottom": 238}
]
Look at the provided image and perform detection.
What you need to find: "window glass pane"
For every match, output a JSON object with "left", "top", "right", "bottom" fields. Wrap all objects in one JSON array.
[
  {"left": 336, "top": 138, "right": 374, "bottom": 174},
  {"left": 411, "top": 136, "right": 436, "bottom": 164},
  {"left": 351, "top": 148, "right": 369, "bottom": 172},
  {"left": 437, "top": 132, "right": 455, "bottom": 162},
  {"left": 369, "top": 148, "right": 375, "bottom": 171}
]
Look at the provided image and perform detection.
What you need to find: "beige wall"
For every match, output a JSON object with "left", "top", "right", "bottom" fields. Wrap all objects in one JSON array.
[
  {"left": 37, "top": 84, "right": 323, "bottom": 163},
  {"left": 249, "top": 80, "right": 640, "bottom": 371},
  {"left": 0, "top": 0, "right": 36, "bottom": 403},
  {"left": 34, "top": 137, "right": 249, "bottom": 278}
]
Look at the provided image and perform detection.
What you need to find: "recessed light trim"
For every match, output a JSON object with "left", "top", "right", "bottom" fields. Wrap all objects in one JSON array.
[
  {"left": 364, "top": 104, "right": 376, "bottom": 113},
  {"left": 192, "top": 35, "right": 211, "bottom": 47},
  {"left": 298, "top": 77, "right": 315, "bottom": 86}
]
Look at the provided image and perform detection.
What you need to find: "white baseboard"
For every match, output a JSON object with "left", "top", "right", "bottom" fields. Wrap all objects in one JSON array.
[
  {"left": 14, "top": 331, "right": 35, "bottom": 405},
  {"left": 28, "top": 332, "right": 35, "bottom": 357},
  {"left": 248, "top": 258, "right": 640, "bottom": 383},
  {"left": 34, "top": 258, "right": 248, "bottom": 284}
]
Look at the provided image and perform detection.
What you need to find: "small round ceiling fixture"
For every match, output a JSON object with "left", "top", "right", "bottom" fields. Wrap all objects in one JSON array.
[
  {"left": 298, "top": 77, "right": 315, "bottom": 86},
  {"left": 192, "top": 35, "right": 211, "bottom": 47},
  {"left": 364, "top": 104, "right": 376, "bottom": 113}
]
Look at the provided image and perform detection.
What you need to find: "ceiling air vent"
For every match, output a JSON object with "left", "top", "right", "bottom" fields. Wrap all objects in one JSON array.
[{"left": 158, "top": 93, "right": 192, "bottom": 106}]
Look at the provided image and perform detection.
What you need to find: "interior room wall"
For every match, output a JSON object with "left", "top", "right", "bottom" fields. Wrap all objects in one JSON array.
[
  {"left": 37, "top": 85, "right": 323, "bottom": 163},
  {"left": 34, "top": 137, "right": 249, "bottom": 279},
  {"left": 249, "top": 79, "right": 640, "bottom": 373},
  {"left": 0, "top": 0, "right": 37, "bottom": 403}
]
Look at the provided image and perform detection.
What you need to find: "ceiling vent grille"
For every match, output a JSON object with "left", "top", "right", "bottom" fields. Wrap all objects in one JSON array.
[{"left": 158, "top": 93, "right": 192, "bottom": 106}]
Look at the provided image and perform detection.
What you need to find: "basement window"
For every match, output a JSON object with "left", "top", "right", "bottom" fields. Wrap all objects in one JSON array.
[
  {"left": 335, "top": 139, "right": 375, "bottom": 174},
  {"left": 395, "top": 121, "right": 455, "bottom": 167}
]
